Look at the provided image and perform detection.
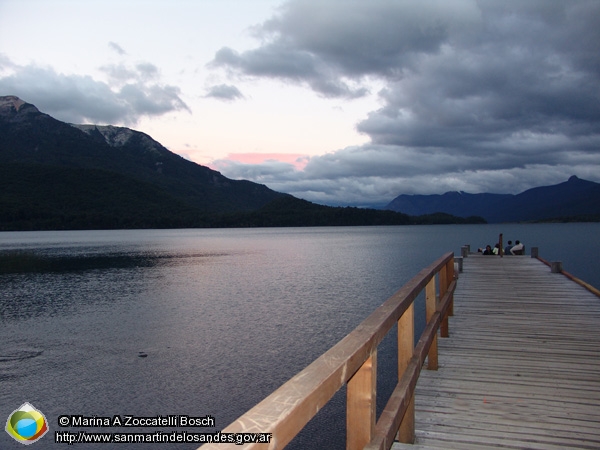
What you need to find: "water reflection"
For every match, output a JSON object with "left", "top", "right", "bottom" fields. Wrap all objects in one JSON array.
[
  {"left": 0, "top": 250, "right": 229, "bottom": 274},
  {"left": 0, "top": 249, "right": 231, "bottom": 322}
]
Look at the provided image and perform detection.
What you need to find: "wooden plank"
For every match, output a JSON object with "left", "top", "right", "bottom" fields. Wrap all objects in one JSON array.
[
  {"left": 397, "top": 254, "right": 600, "bottom": 449},
  {"left": 397, "top": 303, "right": 415, "bottom": 443},
  {"left": 347, "top": 352, "right": 377, "bottom": 450},
  {"left": 425, "top": 278, "right": 437, "bottom": 370}
]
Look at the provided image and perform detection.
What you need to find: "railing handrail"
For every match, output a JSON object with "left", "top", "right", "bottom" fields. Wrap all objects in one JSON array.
[
  {"left": 535, "top": 252, "right": 600, "bottom": 298},
  {"left": 199, "top": 252, "right": 456, "bottom": 450}
]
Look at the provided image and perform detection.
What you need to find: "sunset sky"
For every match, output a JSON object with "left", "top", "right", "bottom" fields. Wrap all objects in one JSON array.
[{"left": 1, "top": 0, "right": 599, "bottom": 206}]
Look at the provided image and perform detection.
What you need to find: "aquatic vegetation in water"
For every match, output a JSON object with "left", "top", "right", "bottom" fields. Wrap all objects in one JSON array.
[{"left": 0, "top": 250, "right": 159, "bottom": 274}]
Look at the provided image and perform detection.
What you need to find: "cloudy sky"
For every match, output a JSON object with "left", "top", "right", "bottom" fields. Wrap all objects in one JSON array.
[{"left": 1, "top": 0, "right": 599, "bottom": 206}]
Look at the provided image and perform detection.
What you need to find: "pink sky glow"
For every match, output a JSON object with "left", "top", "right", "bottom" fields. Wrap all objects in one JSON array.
[{"left": 215, "top": 153, "right": 310, "bottom": 170}]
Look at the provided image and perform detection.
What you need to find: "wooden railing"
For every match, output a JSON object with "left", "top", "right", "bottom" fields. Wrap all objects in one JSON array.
[
  {"left": 199, "top": 252, "right": 456, "bottom": 450},
  {"left": 534, "top": 249, "right": 600, "bottom": 298}
]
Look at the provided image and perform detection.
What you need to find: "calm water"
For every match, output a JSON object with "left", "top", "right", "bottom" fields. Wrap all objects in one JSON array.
[{"left": 1, "top": 224, "right": 599, "bottom": 449}]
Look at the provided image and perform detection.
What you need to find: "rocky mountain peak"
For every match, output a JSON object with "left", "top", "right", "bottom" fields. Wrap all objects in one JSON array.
[
  {"left": 0, "top": 95, "right": 40, "bottom": 117},
  {"left": 72, "top": 124, "right": 135, "bottom": 147},
  {"left": 71, "top": 124, "right": 166, "bottom": 158}
]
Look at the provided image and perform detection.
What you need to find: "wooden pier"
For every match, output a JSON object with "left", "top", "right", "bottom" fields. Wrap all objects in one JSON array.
[
  {"left": 393, "top": 253, "right": 600, "bottom": 450},
  {"left": 199, "top": 250, "right": 600, "bottom": 450}
]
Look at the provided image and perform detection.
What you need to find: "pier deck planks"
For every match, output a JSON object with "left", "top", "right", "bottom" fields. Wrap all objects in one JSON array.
[{"left": 392, "top": 254, "right": 600, "bottom": 450}]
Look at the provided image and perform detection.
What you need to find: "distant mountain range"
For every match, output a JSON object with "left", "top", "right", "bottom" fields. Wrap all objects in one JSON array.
[
  {"left": 4, "top": 94, "right": 594, "bottom": 230},
  {"left": 0, "top": 95, "right": 483, "bottom": 230},
  {"left": 385, "top": 176, "right": 600, "bottom": 223}
]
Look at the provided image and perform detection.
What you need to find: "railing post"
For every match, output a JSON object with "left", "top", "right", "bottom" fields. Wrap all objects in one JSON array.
[
  {"left": 426, "top": 277, "right": 438, "bottom": 370},
  {"left": 455, "top": 256, "right": 463, "bottom": 273},
  {"left": 347, "top": 351, "right": 377, "bottom": 450},
  {"left": 440, "top": 258, "right": 454, "bottom": 330},
  {"left": 397, "top": 303, "right": 415, "bottom": 443},
  {"left": 446, "top": 257, "right": 455, "bottom": 317},
  {"left": 439, "top": 265, "right": 449, "bottom": 339}
]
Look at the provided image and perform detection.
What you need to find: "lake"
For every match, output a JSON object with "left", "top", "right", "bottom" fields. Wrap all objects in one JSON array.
[{"left": 1, "top": 223, "right": 599, "bottom": 449}]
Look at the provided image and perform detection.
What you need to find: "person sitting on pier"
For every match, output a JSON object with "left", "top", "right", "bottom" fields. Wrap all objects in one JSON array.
[
  {"left": 504, "top": 240, "right": 513, "bottom": 255},
  {"left": 511, "top": 240, "right": 524, "bottom": 255},
  {"left": 483, "top": 245, "right": 494, "bottom": 255},
  {"left": 493, "top": 243, "right": 501, "bottom": 255}
]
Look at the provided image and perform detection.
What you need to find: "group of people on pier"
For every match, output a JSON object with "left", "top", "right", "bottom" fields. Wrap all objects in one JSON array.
[{"left": 479, "top": 240, "right": 524, "bottom": 255}]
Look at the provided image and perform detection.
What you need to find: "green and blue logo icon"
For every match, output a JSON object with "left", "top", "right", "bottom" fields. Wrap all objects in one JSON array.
[{"left": 5, "top": 403, "right": 48, "bottom": 445}]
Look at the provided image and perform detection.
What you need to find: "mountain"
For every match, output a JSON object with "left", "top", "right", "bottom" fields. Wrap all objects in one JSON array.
[
  {"left": 0, "top": 95, "right": 284, "bottom": 214},
  {"left": 497, "top": 176, "right": 600, "bottom": 222},
  {"left": 211, "top": 196, "right": 484, "bottom": 228},
  {"left": 0, "top": 95, "right": 482, "bottom": 230},
  {"left": 386, "top": 191, "right": 512, "bottom": 219},
  {"left": 385, "top": 176, "right": 600, "bottom": 223},
  {"left": 0, "top": 95, "right": 291, "bottom": 229}
]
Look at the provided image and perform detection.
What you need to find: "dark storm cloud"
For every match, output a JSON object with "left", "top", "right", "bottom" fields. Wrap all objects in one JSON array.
[
  {"left": 254, "top": 0, "right": 458, "bottom": 76},
  {"left": 213, "top": 0, "right": 600, "bottom": 204},
  {"left": 211, "top": 0, "right": 480, "bottom": 98},
  {"left": 204, "top": 84, "right": 245, "bottom": 101},
  {"left": 211, "top": 45, "right": 368, "bottom": 98},
  {"left": 0, "top": 57, "right": 189, "bottom": 125}
]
